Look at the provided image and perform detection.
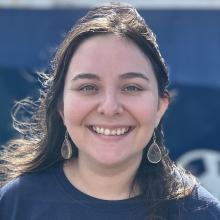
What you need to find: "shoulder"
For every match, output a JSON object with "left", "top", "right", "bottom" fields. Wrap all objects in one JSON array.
[
  {"left": 0, "top": 162, "right": 67, "bottom": 220},
  {"left": 174, "top": 185, "right": 220, "bottom": 219},
  {"left": 185, "top": 184, "right": 220, "bottom": 208},
  {"left": 0, "top": 162, "right": 60, "bottom": 203}
]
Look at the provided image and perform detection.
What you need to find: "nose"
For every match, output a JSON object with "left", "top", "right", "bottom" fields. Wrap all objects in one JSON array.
[{"left": 97, "top": 90, "right": 123, "bottom": 116}]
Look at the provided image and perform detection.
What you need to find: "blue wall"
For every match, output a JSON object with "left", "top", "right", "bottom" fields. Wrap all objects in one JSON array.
[{"left": 0, "top": 9, "right": 220, "bottom": 192}]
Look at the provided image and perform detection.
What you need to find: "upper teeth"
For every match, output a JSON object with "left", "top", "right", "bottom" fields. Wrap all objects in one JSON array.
[{"left": 92, "top": 126, "right": 130, "bottom": 136}]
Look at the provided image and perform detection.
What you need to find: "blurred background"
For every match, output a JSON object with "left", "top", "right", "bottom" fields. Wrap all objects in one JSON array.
[{"left": 0, "top": 0, "right": 220, "bottom": 199}]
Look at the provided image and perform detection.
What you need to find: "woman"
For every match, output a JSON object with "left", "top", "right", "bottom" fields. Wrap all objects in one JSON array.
[{"left": 1, "top": 3, "right": 220, "bottom": 220}]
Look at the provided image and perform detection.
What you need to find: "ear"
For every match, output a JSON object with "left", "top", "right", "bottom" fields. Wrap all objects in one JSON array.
[{"left": 155, "top": 95, "right": 169, "bottom": 128}]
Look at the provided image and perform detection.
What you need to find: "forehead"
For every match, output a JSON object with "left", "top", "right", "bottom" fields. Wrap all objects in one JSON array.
[
  {"left": 72, "top": 34, "right": 146, "bottom": 60},
  {"left": 66, "top": 34, "right": 155, "bottom": 80}
]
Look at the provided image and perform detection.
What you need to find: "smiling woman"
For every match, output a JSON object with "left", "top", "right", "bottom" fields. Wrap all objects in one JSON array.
[
  {"left": 0, "top": 2, "right": 220, "bottom": 220},
  {"left": 61, "top": 34, "right": 167, "bottom": 170}
]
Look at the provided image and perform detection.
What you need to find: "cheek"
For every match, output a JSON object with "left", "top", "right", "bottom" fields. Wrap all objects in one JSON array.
[
  {"left": 63, "top": 94, "right": 96, "bottom": 125},
  {"left": 126, "top": 96, "right": 159, "bottom": 124},
  {"left": 63, "top": 95, "right": 84, "bottom": 123}
]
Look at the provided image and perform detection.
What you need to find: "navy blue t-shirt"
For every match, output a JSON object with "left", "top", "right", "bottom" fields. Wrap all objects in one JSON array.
[{"left": 1, "top": 162, "right": 220, "bottom": 220}]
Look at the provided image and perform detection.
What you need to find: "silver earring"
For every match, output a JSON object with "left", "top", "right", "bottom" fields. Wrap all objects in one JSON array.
[
  {"left": 61, "top": 131, "right": 72, "bottom": 160},
  {"left": 147, "top": 131, "right": 162, "bottom": 163}
]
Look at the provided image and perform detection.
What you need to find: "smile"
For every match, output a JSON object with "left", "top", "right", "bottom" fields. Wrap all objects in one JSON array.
[{"left": 88, "top": 125, "right": 134, "bottom": 136}]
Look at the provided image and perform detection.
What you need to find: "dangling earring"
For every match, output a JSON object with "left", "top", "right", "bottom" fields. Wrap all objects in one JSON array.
[
  {"left": 61, "top": 131, "right": 72, "bottom": 160},
  {"left": 147, "top": 131, "right": 162, "bottom": 163}
]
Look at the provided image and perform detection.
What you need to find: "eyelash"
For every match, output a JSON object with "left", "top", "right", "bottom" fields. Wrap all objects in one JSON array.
[
  {"left": 122, "top": 85, "right": 143, "bottom": 93},
  {"left": 79, "top": 84, "right": 98, "bottom": 93}
]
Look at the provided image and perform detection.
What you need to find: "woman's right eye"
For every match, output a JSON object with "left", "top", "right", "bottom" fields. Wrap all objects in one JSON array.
[{"left": 78, "top": 84, "right": 98, "bottom": 94}]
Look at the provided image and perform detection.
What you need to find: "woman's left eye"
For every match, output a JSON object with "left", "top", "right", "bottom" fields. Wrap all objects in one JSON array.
[{"left": 122, "top": 85, "right": 143, "bottom": 93}]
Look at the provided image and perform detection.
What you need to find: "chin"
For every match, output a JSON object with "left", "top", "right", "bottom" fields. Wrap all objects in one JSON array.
[{"left": 92, "top": 153, "right": 140, "bottom": 169}]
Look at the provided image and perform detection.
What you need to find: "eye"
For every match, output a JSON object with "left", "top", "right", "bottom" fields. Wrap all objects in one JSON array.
[
  {"left": 122, "top": 84, "right": 143, "bottom": 93},
  {"left": 79, "top": 84, "right": 98, "bottom": 94}
]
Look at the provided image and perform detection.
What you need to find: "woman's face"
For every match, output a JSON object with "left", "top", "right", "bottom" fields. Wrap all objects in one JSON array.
[{"left": 61, "top": 34, "right": 168, "bottom": 168}]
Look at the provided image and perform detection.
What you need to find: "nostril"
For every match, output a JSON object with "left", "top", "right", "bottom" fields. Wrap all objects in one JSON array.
[{"left": 97, "top": 101, "right": 123, "bottom": 116}]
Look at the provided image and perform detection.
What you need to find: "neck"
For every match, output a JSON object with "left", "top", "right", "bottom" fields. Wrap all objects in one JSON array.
[{"left": 63, "top": 156, "right": 142, "bottom": 200}]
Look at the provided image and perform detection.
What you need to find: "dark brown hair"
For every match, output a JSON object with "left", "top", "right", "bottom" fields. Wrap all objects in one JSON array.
[{"left": 0, "top": 3, "right": 195, "bottom": 219}]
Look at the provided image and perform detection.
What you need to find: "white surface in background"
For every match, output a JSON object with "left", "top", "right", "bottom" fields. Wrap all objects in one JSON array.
[
  {"left": 177, "top": 149, "right": 220, "bottom": 201},
  {"left": 1, "top": 0, "right": 220, "bottom": 9}
]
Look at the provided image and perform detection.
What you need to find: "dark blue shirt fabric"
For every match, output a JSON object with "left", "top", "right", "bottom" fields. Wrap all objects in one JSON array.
[{"left": 1, "top": 161, "right": 220, "bottom": 220}]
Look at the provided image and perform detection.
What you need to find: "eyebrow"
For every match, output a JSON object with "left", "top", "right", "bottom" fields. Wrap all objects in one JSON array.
[
  {"left": 71, "top": 72, "right": 149, "bottom": 81},
  {"left": 119, "top": 72, "right": 149, "bottom": 81},
  {"left": 72, "top": 73, "right": 100, "bottom": 81}
]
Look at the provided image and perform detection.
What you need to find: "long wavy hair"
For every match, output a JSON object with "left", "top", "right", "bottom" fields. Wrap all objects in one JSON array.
[{"left": 0, "top": 3, "right": 195, "bottom": 219}]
